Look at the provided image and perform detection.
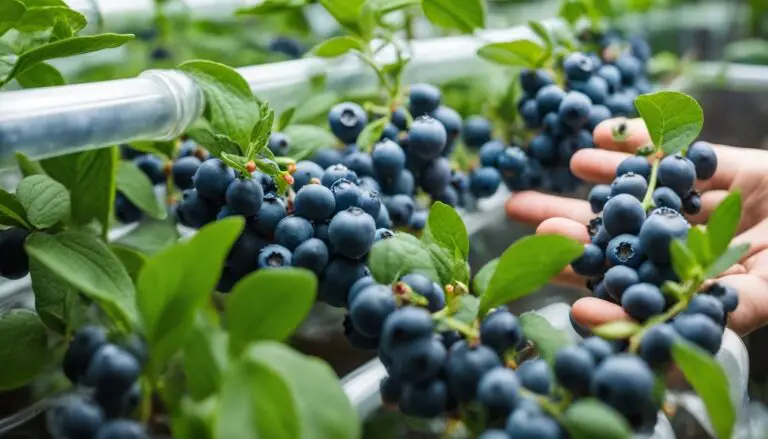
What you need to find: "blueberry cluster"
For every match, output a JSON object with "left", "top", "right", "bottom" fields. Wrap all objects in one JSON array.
[
  {"left": 572, "top": 141, "right": 734, "bottom": 356},
  {"left": 482, "top": 40, "right": 649, "bottom": 195},
  {"left": 48, "top": 326, "right": 148, "bottom": 439},
  {"left": 0, "top": 227, "right": 30, "bottom": 279}
]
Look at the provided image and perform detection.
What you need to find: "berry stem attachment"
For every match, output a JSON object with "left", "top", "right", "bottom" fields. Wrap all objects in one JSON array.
[{"left": 641, "top": 157, "right": 661, "bottom": 211}]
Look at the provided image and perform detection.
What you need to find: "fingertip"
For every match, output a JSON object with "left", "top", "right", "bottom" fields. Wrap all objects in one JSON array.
[
  {"left": 593, "top": 118, "right": 650, "bottom": 152},
  {"left": 537, "top": 217, "right": 590, "bottom": 243},
  {"left": 571, "top": 297, "right": 632, "bottom": 327}
]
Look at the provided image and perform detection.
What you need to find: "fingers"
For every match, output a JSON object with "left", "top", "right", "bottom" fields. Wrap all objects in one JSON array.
[
  {"left": 536, "top": 217, "right": 590, "bottom": 243},
  {"left": 732, "top": 218, "right": 768, "bottom": 260},
  {"left": 593, "top": 118, "right": 651, "bottom": 152},
  {"left": 570, "top": 149, "right": 631, "bottom": 184},
  {"left": 571, "top": 297, "right": 632, "bottom": 328},
  {"left": 687, "top": 190, "right": 729, "bottom": 224},
  {"left": 717, "top": 273, "right": 768, "bottom": 335},
  {"left": 506, "top": 191, "right": 594, "bottom": 226}
]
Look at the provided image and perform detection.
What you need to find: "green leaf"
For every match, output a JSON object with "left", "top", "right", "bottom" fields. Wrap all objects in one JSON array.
[
  {"left": 0, "top": 0, "right": 25, "bottom": 37},
  {"left": 179, "top": 60, "right": 259, "bottom": 148},
  {"left": 592, "top": 0, "right": 615, "bottom": 17},
  {"left": 672, "top": 340, "right": 736, "bottom": 439},
  {"left": 247, "top": 102, "right": 275, "bottom": 159},
  {"left": 478, "top": 40, "right": 548, "bottom": 68},
  {"left": 109, "top": 244, "right": 147, "bottom": 282},
  {"left": 421, "top": 241, "right": 467, "bottom": 287},
  {"left": 41, "top": 147, "right": 118, "bottom": 238},
  {"left": 439, "top": 294, "right": 479, "bottom": 331},
  {"left": 423, "top": 201, "right": 469, "bottom": 259},
  {"left": 472, "top": 258, "right": 498, "bottom": 296},
  {"left": 2, "top": 34, "right": 134, "bottom": 86},
  {"left": 283, "top": 125, "right": 337, "bottom": 160},
  {"left": 704, "top": 243, "right": 749, "bottom": 279},
  {"left": 115, "top": 217, "right": 180, "bottom": 255},
  {"left": 276, "top": 107, "right": 295, "bottom": 132},
  {"left": 14, "top": 6, "right": 86, "bottom": 34},
  {"left": 559, "top": 0, "right": 589, "bottom": 24},
  {"left": 686, "top": 226, "right": 712, "bottom": 267},
  {"left": 422, "top": 0, "right": 486, "bottom": 33},
  {"left": 175, "top": 396, "right": 217, "bottom": 439},
  {"left": 136, "top": 217, "right": 243, "bottom": 371},
  {"left": 356, "top": 118, "right": 388, "bottom": 151},
  {"left": 236, "top": 0, "right": 307, "bottom": 15},
  {"left": 562, "top": 399, "right": 632, "bottom": 439},
  {"left": 0, "top": 310, "right": 47, "bottom": 391},
  {"left": 0, "top": 188, "right": 31, "bottom": 229},
  {"left": 368, "top": 232, "right": 439, "bottom": 284},
  {"left": 15, "top": 62, "right": 64, "bottom": 88},
  {"left": 528, "top": 20, "right": 553, "bottom": 49},
  {"left": 245, "top": 342, "right": 361, "bottom": 439},
  {"left": 30, "top": 258, "right": 87, "bottom": 334},
  {"left": 116, "top": 162, "right": 167, "bottom": 220},
  {"left": 519, "top": 312, "right": 570, "bottom": 364},
  {"left": 25, "top": 231, "right": 137, "bottom": 330},
  {"left": 15, "top": 152, "right": 44, "bottom": 177},
  {"left": 183, "top": 315, "right": 228, "bottom": 401},
  {"left": 128, "top": 140, "right": 176, "bottom": 160},
  {"left": 292, "top": 91, "right": 340, "bottom": 124},
  {"left": 227, "top": 269, "right": 317, "bottom": 355},
  {"left": 319, "top": 0, "right": 364, "bottom": 30},
  {"left": 311, "top": 36, "right": 365, "bottom": 58},
  {"left": 634, "top": 91, "right": 704, "bottom": 155},
  {"left": 186, "top": 127, "right": 243, "bottom": 158},
  {"left": 707, "top": 191, "right": 742, "bottom": 259},
  {"left": 16, "top": 175, "right": 70, "bottom": 229},
  {"left": 591, "top": 320, "right": 641, "bottom": 339},
  {"left": 670, "top": 239, "right": 699, "bottom": 280},
  {"left": 479, "top": 235, "right": 584, "bottom": 316}
]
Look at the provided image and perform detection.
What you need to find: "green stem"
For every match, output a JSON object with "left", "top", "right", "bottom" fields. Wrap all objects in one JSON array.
[
  {"left": 356, "top": 52, "right": 393, "bottom": 96},
  {"left": 629, "top": 295, "right": 689, "bottom": 353},
  {"left": 139, "top": 376, "right": 153, "bottom": 423},
  {"left": 641, "top": 158, "right": 661, "bottom": 210},
  {"left": 433, "top": 315, "right": 479, "bottom": 339}
]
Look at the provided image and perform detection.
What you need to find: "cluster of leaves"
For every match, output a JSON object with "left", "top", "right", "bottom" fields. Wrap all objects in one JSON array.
[{"left": 0, "top": 0, "right": 134, "bottom": 89}]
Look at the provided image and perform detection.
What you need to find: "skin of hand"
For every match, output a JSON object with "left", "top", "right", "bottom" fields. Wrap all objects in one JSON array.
[{"left": 505, "top": 118, "right": 768, "bottom": 336}]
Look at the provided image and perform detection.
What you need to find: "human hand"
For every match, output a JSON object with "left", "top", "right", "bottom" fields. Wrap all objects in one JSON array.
[{"left": 505, "top": 118, "right": 768, "bottom": 335}]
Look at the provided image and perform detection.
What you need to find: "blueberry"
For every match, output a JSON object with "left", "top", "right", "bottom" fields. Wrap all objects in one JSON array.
[
  {"left": 658, "top": 154, "right": 696, "bottom": 197},
  {"left": 171, "top": 156, "right": 201, "bottom": 190},
  {"left": 563, "top": 52, "right": 595, "bottom": 81},
  {"left": 605, "top": 91, "right": 636, "bottom": 117},
  {"left": 638, "top": 207, "right": 689, "bottom": 264},
  {"left": 434, "top": 185, "right": 460, "bottom": 207},
  {"left": 570, "top": 75, "right": 609, "bottom": 105},
  {"left": 49, "top": 395, "right": 105, "bottom": 439},
  {"left": 479, "top": 429, "right": 511, "bottom": 439},
  {"left": 682, "top": 191, "right": 702, "bottom": 215},
  {"left": 571, "top": 243, "right": 606, "bottom": 276},
  {"left": 557, "top": 129, "right": 593, "bottom": 164},
  {"left": 267, "top": 132, "right": 290, "bottom": 156},
  {"left": 251, "top": 194, "right": 287, "bottom": 237},
  {"left": 176, "top": 189, "right": 219, "bottom": 228},
  {"left": 319, "top": 257, "right": 368, "bottom": 307},
  {"left": 463, "top": 116, "right": 493, "bottom": 149},
  {"left": 535, "top": 84, "right": 567, "bottom": 116},
  {"left": 380, "top": 376, "right": 402, "bottom": 405},
  {"left": 469, "top": 167, "right": 502, "bottom": 198},
  {"left": 330, "top": 178, "right": 362, "bottom": 213},
  {"left": 445, "top": 341, "right": 502, "bottom": 402},
  {"left": 394, "top": 334, "right": 448, "bottom": 383},
  {"left": 292, "top": 238, "right": 329, "bottom": 275},
  {"left": 399, "top": 273, "right": 443, "bottom": 310},
  {"left": 63, "top": 326, "right": 108, "bottom": 384},
  {"left": 400, "top": 379, "right": 449, "bottom": 418},
  {"left": 253, "top": 171, "right": 278, "bottom": 194},
  {"left": 84, "top": 344, "right": 141, "bottom": 394},
  {"left": 294, "top": 183, "right": 335, "bottom": 221},
  {"left": 420, "top": 157, "right": 452, "bottom": 195},
  {"left": 120, "top": 335, "right": 148, "bottom": 367},
  {"left": 391, "top": 107, "right": 409, "bottom": 130},
  {"left": 321, "top": 164, "right": 357, "bottom": 188},
  {"left": 354, "top": 190, "right": 380, "bottom": 219},
  {"left": 596, "top": 64, "right": 622, "bottom": 92},
  {"left": 94, "top": 420, "right": 149, "bottom": 439},
  {"left": 553, "top": 345, "right": 595, "bottom": 395},
  {"left": 588, "top": 185, "right": 611, "bottom": 213},
  {"left": 652, "top": 187, "right": 683, "bottom": 211},
  {"left": 431, "top": 105, "right": 462, "bottom": 139},
  {"left": 528, "top": 134, "right": 557, "bottom": 166},
  {"left": 580, "top": 337, "right": 614, "bottom": 364},
  {"left": 591, "top": 224, "right": 612, "bottom": 249},
  {"left": 408, "top": 116, "right": 447, "bottom": 161},
  {"left": 372, "top": 139, "right": 406, "bottom": 178},
  {"left": 558, "top": 91, "right": 592, "bottom": 129},
  {"left": 310, "top": 148, "right": 344, "bottom": 170},
  {"left": 497, "top": 146, "right": 528, "bottom": 177},
  {"left": 610, "top": 172, "right": 648, "bottom": 200},
  {"left": 375, "top": 203, "right": 392, "bottom": 229},
  {"left": 328, "top": 102, "right": 368, "bottom": 143},
  {"left": 587, "top": 104, "right": 613, "bottom": 131},
  {"left": 342, "top": 152, "right": 374, "bottom": 178},
  {"left": 479, "top": 310, "right": 524, "bottom": 355},
  {"left": 358, "top": 176, "right": 381, "bottom": 193},
  {"left": 606, "top": 234, "right": 644, "bottom": 268},
  {"left": 639, "top": 323, "right": 678, "bottom": 368},
  {"left": 227, "top": 231, "right": 268, "bottom": 276},
  {"left": 192, "top": 159, "right": 234, "bottom": 201},
  {"left": 615, "top": 54, "right": 643, "bottom": 85},
  {"left": 408, "top": 83, "right": 441, "bottom": 116},
  {"left": 383, "top": 194, "right": 414, "bottom": 227},
  {"left": 617, "top": 156, "right": 651, "bottom": 179},
  {"left": 684, "top": 294, "right": 725, "bottom": 325},
  {"left": 134, "top": 154, "right": 165, "bottom": 185},
  {"left": 686, "top": 141, "right": 717, "bottom": 180},
  {"left": 380, "top": 306, "right": 434, "bottom": 353},
  {"left": 479, "top": 140, "right": 505, "bottom": 167},
  {"left": 637, "top": 260, "right": 679, "bottom": 286},
  {"left": 621, "top": 283, "right": 665, "bottom": 321},
  {"left": 707, "top": 283, "right": 739, "bottom": 313},
  {"left": 257, "top": 244, "right": 292, "bottom": 269},
  {"left": 519, "top": 68, "right": 554, "bottom": 95},
  {"left": 602, "top": 193, "right": 645, "bottom": 236},
  {"left": 273, "top": 216, "right": 313, "bottom": 251},
  {"left": 347, "top": 276, "right": 376, "bottom": 306},
  {"left": 224, "top": 178, "right": 264, "bottom": 216},
  {"left": 477, "top": 368, "right": 521, "bottom": 415},
  {"left": 506, "top": 409, "right": 562, "bottom": 439},
  {"left": 381, "top": 169, "right": 415, "bottom": 196},
  {"left": 349, "top": 284, "right": 396, "bottom": 337},
  {"left": 114, "top": 193, "right": 142, "bottom": 224},
  {"left": 515, "top": 359, "right": 551, "bottom": 395},
  {"left": 591, "top": 354, "right": 654, "bottom": 416},
  {"left": 673, "top": 313, "right": 723, "bottom": 355},
  {"left": 603, "top": 265, "right": 640, "bottom": 302},
  {"left": 520, "top": 99, "right": 541, "bottom": 129},
  {"left": 328, "top": 207, "right": 376, "bottom": 259},
  {"left": 120, "top": 144, "right": 143, "bottom": 160}
]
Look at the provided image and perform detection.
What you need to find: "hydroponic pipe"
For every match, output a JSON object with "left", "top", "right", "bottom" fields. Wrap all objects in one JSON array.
[{"left": 0, "top": 24, "right": 547, "bottom": 162}]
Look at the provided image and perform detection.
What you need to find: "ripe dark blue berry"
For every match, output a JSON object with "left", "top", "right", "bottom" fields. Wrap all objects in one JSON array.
[
  {"left": 497, "top": 146, "right": 528, "bottom": 176},
  {"left": 408, "top": 83, "right": 441, "bottom": 116},
  {"left": 610, "top": 172, "right": 648, "bottom": 200},
  {"left": 530, "top": 134, "right": 559, "bottom": 165},
  {"left": 84, "top": 344, "right": 141, "bottom": 394},
  {"left": 520, "top": 99, "right": 541, "bottom": 128},
  {"left": 479, "top": 429, "right": 510, "bottom": 439},
  {"left": 617, "top": 156, "right": 651, "bottom": 179},
  {"left": 134, "top": 154, "right": 165, "bottom": 185},
  {"left": 606, "top": 234, "right": 644, "bottom": 268},
  {"left": 349, "top": 284, "right": 396, "bottom": 337},
  {"left": 597, "top": 64, "right": 622, "bottom": 92},
  {"left": 587, "top": 104, "right": 612, "bottom": 131},
  {"left": 257, "top": 244, "right": 292, "bottom": 269},
  {"left": 463, "top": 116, "right": 492, "bottom": 148},
  {"left": 479, "top": 310, "right": 524, "bottom": 355},
  {"left": 49, "top": 395, "right": 105, "bottom": 439},
  {"left": 603, "top": 265, "right": 640, "bottom": 302},
  {"left": 519, "top": 68, "right": 554, "bottom": 95},
  {"left": 274, "top": 216, "right": 313, "bottom": 251},
  {"left": 267, "top": 132, "right": 290, "bottom": 156},
  {"left": 319, "top": 257, "right": 368, "bottom": 307},
  {"left": 658, "top": 154, "right": 696, "bottom": 197},
  {"left": 383, "top": 194, "right": 415, "bottom": 227},
  {"left": 329, "top": 102, "right": 368, "bottom": 143},
  {"left": 293, "top": 183, "right": 335, "bottom": 221},
  {"left": 359, "top": 190, "right": 382, "bottom": 218},
  {"left": 381, "top": 169, "right": 415, "bottom": 196},
  {"left": 420, "top": 157, "right": 451, "bottom": 195},
  {"left": 506, "top": 408, "right": 562, "bottom": 439},
  {"left": 331, "top": 179, "right": 362, "bottom": 212},
  {"left": 470, "top": 167, "right": 502, "bottom": 198},
  {"left": 591, "top": 354, "right": 654, "bottom": 416},
  {"left": 673, "top": 313, "right": 723, "bottom": 355},
  {"left": 399, "top": 379, "right": 449, "bottom": 418},
  {"left": 343, "top": 151, "right": 375, "bottom": 177},
  {"left": 408, "top": 116, "right": 447, "bottom": 160},
  {"left": 372, "top": 140, "right": 406, "bottom": 178},
  {"left": 479, "top": 140, "right": 505, "bottom": 167},
  {"left": 63, "top": 326, "right": 108, "bottom": 384},
  {"left": 227, "top": 231, "right": 267, "bottom": 276},
  {"left": 652, "top": 187, "right": 682, "bottom": 211},
  {"left": 684, "top": 294, "right": 725, "bottom": 325},
  {"left": 380, "top": 307, "right": 434, "bottom": 352},
  {"left": 321, "top": 164, "right": 357, "bottom": 188},
  {"left": 554, "top": 345, "right": 595, "bottom": 395},
  {"left": 621, "top": 283, "right": 665, "bottom": 321},
  {"left": 615, "top": 54, "right": 643, "bottom": 85},
  {"left": 686, "top": 141, "right": 717, "bottom": 180},
  {"left": 571, "top": 75, "right": 608, "bottom": 105},
  {"left": 400, "top": 273, "right": 445, "bottom": 312},
  {"left": 515, "top": 359, "right": 551, "bottom": 395},
  {"left": 94, "top": 420, "right": 149, "bottom": 439},
  {"left": 380, "top": 376, "right": 402, "bottom": 405},
  {"left": 292, "top": 238, "right": 329, "bottom": 275},
  {"left": 251, "top": 194, "right": 287, "bottom": 237},
  {"left": 535, "top": 85, "right": 567, "bottom": 115},
  {"left": 431, "top": 105, "right": 462, "bottom": 140},
  {"left": 683, "top": 191, "right": 702, "bottom": 215},
  {"left": 171, "top": 156, "right": 201, "bottom": 190},
  {"left": 637, "top": 260, "right": 678, "bottom": 286},
  {"left": 347, "top": 276, "right": 376, "bottom": 306},
  {"left": 392, "top": 335, "right": 447, "bottom": 383},
  {"left": 328, "top": 207, "right": 376, "bottom": 259},
  {"left": 571, "top": 243, "right": 606, "bottom": 276},
  {"left": 639, "top": 323, "right": 678, "bottom": 368},
  {"left": 311, "top": 148, "right": 344, "bottom": 170},
  {"left": 638, "top": 207, "right": 689, "bottom": 264},
  {"left": 563, "top": 52, "right": 595, "bottom": 81},
  {"left": 605, "top": 91, "right": 635, "bottom": 117},
  {"left": 588, "top": 184, "right": 612, "bottom": 213},
  {"left": 602, "top": 193, "right": 645, "bottom": 236},
  {"left": 707, "top": 283, "right": 739, "bottom": 313},
  {"left": 558, "top": 91, "right": 592, "bottom": 129},
  {"left": 225, "top": 178, "right": 264, "bottom": 216},
  {"left": 477, "top": 367, "right": 521, "bottom": 415},
  {"left": 445, "top": 341, "right": 502, "bottom": 402},
  {"left": 580, "top": 337, "right": 614, "bottom": 364},
  {"left": 193, "top": 158, "right": 235, "bottom": 201},
  {"left": 177, "top": 189, "right": 218, "bottom": 228}
]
